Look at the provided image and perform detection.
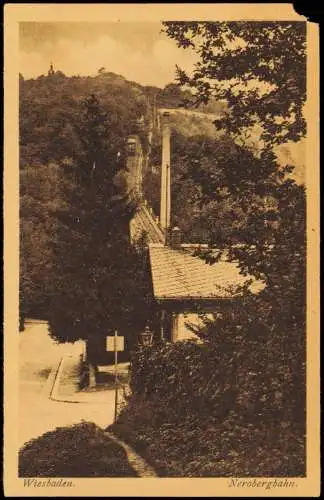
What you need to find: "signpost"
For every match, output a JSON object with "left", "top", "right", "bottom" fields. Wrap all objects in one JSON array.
[{"left": 106, "top": 330, "right": 125, "bottom": 423}]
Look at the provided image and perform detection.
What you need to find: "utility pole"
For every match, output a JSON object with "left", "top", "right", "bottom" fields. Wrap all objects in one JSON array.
[{"left": 106, "top": 330, "right": 124, "bottom": 423}]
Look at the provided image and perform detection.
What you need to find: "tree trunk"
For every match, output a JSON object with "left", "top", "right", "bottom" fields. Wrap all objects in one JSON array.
[{"left": 85, "top": 336, "right": 110, "bottom": 365}]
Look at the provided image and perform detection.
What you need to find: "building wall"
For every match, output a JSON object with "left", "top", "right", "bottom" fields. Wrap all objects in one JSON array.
[{"left": 171, "top": 312, "right": 215, "bottom": 342}]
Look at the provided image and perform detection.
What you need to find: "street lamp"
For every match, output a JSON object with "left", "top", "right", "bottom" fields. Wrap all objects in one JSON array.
[{"left": 138, "top": 325, "right": 154, "bottom": 346}]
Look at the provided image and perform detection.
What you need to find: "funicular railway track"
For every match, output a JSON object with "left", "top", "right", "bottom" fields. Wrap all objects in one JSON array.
[
  {"left": 133, "top": 202, "right": 165, "bottom": 244},
  {"left": 127, "top": 126, "right": 165, "bottom": 246}
]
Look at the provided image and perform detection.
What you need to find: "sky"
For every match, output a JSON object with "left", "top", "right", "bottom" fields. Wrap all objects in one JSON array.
[{"left": 19, "top": 22, "right": 198, "bottom": 87}]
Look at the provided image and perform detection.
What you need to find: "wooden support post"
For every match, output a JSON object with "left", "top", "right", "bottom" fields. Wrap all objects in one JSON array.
[
  {"left": 114, "top": 330, "right": 119, "bottom": 423},
  {"left": 160, "top": 310, "right": 165, "bottom": 341},
  {"left": 171, "top": 313, "right": 178, "bottom": 343}
]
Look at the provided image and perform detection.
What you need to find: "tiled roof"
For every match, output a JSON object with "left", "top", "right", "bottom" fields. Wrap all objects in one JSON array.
[{"left": 149, "top": 245, "right": 265, "bottom": 300}]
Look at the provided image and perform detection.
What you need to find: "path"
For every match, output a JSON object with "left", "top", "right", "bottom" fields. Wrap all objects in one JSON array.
[
  {"left": 105, "top": 432, "right": 157, "bottom": 478},
  {"left": 19, "top": 320, "right": 115, "bottom": 448}
]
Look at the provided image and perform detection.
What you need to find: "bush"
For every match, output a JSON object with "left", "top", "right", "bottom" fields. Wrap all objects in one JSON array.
[
  {"left": 114, "top": 395, "right": 305, "bottom": 477},
  {"left": 115, "top": 311, "right": 305, "bottom": 477},
  {"left": 19, "top": 422, "right": 138, "bottom": 477}
]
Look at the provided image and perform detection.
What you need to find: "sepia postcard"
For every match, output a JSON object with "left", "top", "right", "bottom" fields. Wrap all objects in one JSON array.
[{"left": 4, "top": 3, "right": 320, "bottom": 497}]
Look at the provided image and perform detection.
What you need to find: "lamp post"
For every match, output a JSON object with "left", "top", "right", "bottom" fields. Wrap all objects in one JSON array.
[{"left": 138, "top": 325, "right": 154, "bottom": 347}]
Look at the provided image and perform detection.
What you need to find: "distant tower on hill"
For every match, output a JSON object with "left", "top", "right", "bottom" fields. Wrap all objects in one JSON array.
[{"left": 48, "top": 62, "right": 55, "bottom": 76}]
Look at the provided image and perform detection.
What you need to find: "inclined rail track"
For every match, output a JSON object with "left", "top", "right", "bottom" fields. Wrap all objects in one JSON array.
[
  {"left": 133, "top": 204, "right": 165, "bottom": 244},
  {"left": 128, "top": 125, "right": 165, "bottom": 246}
]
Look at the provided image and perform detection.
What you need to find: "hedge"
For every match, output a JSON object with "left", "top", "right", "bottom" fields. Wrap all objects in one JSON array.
[
  {"left": 19, "top": 422, "right": 139, "bottom": 477},
  {"left": 113, "top": 314, "right": 305, "bottom": 477}
]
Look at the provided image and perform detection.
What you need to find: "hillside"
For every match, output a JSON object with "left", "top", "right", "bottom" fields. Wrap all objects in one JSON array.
[
  {"left": 19, "top": 70, "right": 148, "bottom": 168},
  {"left": 20, "top": 69, "right": 231, "bottom": 168},
  {"left": 20, "top": 67, "right": 304, "bottom": 182}
]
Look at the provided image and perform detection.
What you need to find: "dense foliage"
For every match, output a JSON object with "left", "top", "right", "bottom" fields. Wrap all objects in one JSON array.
[
  {"left": 19, "top": 70, "right": 147, "bottom": 167},
  {"left": 45, "top": 94, "right": 152, "bottom": 359},
  {"left": 113, "top": 330, "right": 305, "bottom": 476},
  {"left": 163, "top": 21, "right": 306, "bottom": 404},
  {"left": 19, "top": 422, "right": 138, "bottom": 477},
  {"left": 19, "top": 70, "right": 202, "bottom": 330},
  {"left": 20, "top": 162, "right": 67, "bottom": 320},
  {"left": 116, "top": 21, "right": 306, "bottom": 477},
  {"left": 144, "top": 129, "right": 304, "bottom": 243},
  {"left": 163, "top": 21, "right": 306, "bottom": 146},
  {"left": 20, "top": 72, "right": 154, "bottom": 355},
  {"left": 20, "top": 70, "right": 143, "bottom": 317}
]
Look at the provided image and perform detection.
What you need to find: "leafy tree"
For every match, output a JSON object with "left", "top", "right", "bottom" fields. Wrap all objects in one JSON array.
[
  {"left": 19, "top": 70, "right": 154, "bottom": 338},
  {"left": 157, "top": 82, "right": 193, "bottom": 109},
  {"left": 165, "top": 131, "right": 289, "bottom": 244},
  {"left": 142, "top": 169, "right": 160, "bottom": 217},
  {"left": 163, "top": 21, "right": 306, "bottom": 146},
  {"left": 47, "top": 95, "right": 151, "bottom": 363},
  {"left": 19, "top": 70, "right": 148, "bottom": 169},
  {"left": 20, "top": 162, "right": 68, "bottom": 321},
  {"left": 162, "top": 21, "right": 306, "bottom": 435},
  {"left": 163, "top": 20, "right": 306, "bottom": 327}
]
